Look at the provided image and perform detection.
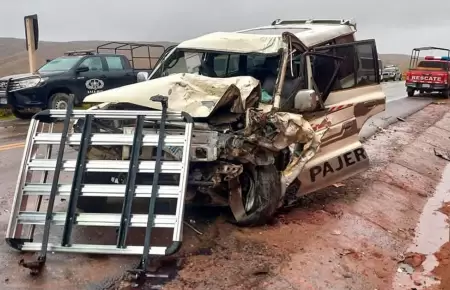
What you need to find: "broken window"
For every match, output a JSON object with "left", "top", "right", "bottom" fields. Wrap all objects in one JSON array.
[
  {"left": 355, "top": 43, "right": 378, "bottom": 84},
  {"left": 312, "top": 40, "right": 379, "bottom": 93}
]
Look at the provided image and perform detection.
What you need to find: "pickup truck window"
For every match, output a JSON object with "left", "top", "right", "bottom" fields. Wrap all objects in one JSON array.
[
  {"left": 79, "top": 56, "right": 104, "bottom": 71},
  {"left": 417, "top": 61, "right": 448, "bottom": 70},
  {"left": 105, "top": 56, "right": 124, "bottom": 70},
  {"left": 38, "top": 56, "right": 83, "bottom": 72}
]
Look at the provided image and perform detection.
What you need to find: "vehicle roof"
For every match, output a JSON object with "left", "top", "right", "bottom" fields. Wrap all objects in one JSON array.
[{"left": 177, "top": 20, "right": 357, "bottom": 55}]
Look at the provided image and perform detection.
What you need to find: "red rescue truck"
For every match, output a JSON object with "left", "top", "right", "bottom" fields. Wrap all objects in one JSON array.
[{"left": 405, "top": 47, "right": 450, "bottom": 97}]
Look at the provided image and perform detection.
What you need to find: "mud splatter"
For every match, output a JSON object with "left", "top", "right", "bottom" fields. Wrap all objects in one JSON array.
[
  {"left": 431, "top": 242, "right": 450, "bottom": 289},
  {"left": 438, "top": 202, "right": 450, "bottom": 218},
  {"left": 402, "top": 252, "right": 427, "bottom": 269}
]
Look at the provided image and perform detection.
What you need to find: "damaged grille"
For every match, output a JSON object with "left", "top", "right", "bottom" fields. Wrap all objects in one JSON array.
[
  {"left": 0, "top": 81, "right": 7, "bottom": 92},
  {"left": 0, "top": 80, "right": 24, "bottom": 92}
]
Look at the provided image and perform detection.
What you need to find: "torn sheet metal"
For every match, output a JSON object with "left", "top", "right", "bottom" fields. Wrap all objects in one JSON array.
[
  {"left": 84, "top": 73, "right": 261, "bottom": 118},
  {"left": 242, "top": 109, "right": 324, "bottom": 195},
  {"left": 243, "top": 110, "right": 317, "bottom": 150}
]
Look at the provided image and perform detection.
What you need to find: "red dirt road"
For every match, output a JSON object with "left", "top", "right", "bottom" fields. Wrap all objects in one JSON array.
[
  {"left": 1, "top": 102, "right": 450, "bottom": 290},
  {"left": 159, "top": 103, "right": 450, "bottom": 290}
]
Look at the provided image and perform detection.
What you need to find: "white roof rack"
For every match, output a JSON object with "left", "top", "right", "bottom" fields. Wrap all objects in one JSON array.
[{"left": 271, "top": 18, "right": 356, "bottom": 28}]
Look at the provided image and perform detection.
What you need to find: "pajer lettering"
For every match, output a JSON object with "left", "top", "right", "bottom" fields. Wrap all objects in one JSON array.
[{"left": 309, "top": 148, "right": 367, "bottom": 182}]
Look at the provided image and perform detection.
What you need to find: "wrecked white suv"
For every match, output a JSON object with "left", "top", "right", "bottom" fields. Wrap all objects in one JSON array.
[{"left": 76, "top": 19, "right": 386, "bottom": 226}]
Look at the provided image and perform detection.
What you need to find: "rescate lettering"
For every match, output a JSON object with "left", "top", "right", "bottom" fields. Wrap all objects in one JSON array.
[
  {"left": 411, "top": 75, "right": 442, "bottom": 82},
  {"left": 309, "top": 148, "right": 367, "bottom": 182}
]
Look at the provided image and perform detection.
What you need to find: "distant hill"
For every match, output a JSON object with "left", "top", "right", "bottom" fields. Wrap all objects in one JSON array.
[
  {"left": 0, "top": 38, "right": 176, "bottom": 76},
  {"left": 0, "top": 37, "right": 414, "bottom": 76},
  {"left": 379, "top": 54, "right": 414, "bottom": 73}
]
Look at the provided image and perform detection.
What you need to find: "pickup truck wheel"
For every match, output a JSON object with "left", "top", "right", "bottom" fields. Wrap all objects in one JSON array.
[
  {"left": 48, "top": 92, "right": 72, "bottom": 110},
  {"left": 407, "top": 89, "right": 415, "bottom": 97},
  {"left": 77, "top": 172, "right": 110, "bottom": 213},
  {"left": 230, "top": 165, "right": 281, "bottom": 227},
  {"left": 11, "top": 109, "right": 34, "bottom": 119},
  {"left": 442, "top": 90, "right": 450, "bottom": 98}
]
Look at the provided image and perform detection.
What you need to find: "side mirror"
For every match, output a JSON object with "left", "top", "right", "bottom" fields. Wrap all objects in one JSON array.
[
  {"left": 294, "top": 89, "right": 321, "bottom": 112},
  {"left": 137, "top": 71, "right": 149, "bottom": 82},
  {"left": 75, "top": 66, "right": 89, "bottom": 73}
]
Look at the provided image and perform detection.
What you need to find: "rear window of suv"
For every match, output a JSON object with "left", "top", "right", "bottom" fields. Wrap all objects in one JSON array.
[{"left": 417, "top": 61, "right": 448, "bottom": 70}]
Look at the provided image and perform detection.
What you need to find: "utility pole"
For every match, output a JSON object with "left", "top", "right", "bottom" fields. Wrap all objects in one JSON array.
[{"left": 24, "top": 14, "right": 39, "bottom": 73}]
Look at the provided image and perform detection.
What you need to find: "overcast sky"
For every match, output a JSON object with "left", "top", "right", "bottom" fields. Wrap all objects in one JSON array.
[{"left": 1, "top": 0, "right": 450, "bottom": 54}]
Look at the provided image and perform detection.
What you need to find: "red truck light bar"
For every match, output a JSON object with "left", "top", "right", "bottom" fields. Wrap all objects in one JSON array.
[{"left": 424, "top": 56, "right": 450, "bottom": 61}]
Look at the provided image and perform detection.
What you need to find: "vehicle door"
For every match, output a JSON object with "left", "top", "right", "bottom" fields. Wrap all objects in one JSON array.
[
  {"left": 102, "top": 55, "right": 135, "bottom": 89},
  {"left": 74, "top": 56, "right": 108, "bottom": 98},
  {"left": 297, "top": 39, "right": 386, "bottom": 195}
]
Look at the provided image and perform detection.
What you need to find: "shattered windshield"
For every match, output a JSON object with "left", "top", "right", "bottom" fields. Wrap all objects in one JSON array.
[{"left": 153, "top": 48, "right": 281, "bottom": 83}]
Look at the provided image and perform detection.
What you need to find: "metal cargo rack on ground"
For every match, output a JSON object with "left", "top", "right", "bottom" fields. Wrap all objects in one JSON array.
[{"left": 5, "top": 95, "right": 193, "bottom": 283}]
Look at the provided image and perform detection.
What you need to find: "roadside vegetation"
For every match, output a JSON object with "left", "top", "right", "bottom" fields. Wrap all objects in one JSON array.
[{"left": 0, "top": 103, "right": 93, "bottom": 120}]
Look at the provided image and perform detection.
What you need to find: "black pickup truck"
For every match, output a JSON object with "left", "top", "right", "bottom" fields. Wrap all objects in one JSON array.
[{"left": 0, "top": 42, "right": 167, "bottom": 119}]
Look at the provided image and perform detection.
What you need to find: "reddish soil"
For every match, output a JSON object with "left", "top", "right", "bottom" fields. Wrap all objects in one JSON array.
[
  {"left": 427, "top": 202, "right": 450, "bottom": 290},
  {"left": 1, "top": 103, "right": 450, "bottom": 290},
  {"left": 438, "top": 202, "right": 450, "bottom": 218},
  {"left": 139, "top": 103, "right": 450, "bottom": 290},
  {"left": 432, "top": 242, "right": 450, "bottom": 289},
  {"left": 403, "top": 252, "right": 427, "bottom": 269}
]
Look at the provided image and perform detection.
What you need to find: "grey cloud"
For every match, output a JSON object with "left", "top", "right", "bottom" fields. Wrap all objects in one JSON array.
[{"left": 2, "top": 0, "right": 450, "bottom": 54}]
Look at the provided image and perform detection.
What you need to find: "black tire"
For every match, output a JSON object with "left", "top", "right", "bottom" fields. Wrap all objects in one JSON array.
[
  {"left": 48, "top": 92, "right": 72, "bottom": 110},
  {"left": 77, "top": 172, "right": 110, "bottom": 213},
  {"left": 233, "top": 165, "right": 281, "bottom": 227},
  {"left": 407, "top": 89, "right": 415, "bottom": 97},
  {"left": 11, "top": 108, "right": 34, "bottom": 119},
  {"left": 419, "top": 90, "right": 424, "bottom": 94}
]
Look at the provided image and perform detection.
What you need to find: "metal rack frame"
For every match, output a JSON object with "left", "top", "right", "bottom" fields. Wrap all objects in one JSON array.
[{"left": 6, "top": 96, "right": 193, "bottom": 280}]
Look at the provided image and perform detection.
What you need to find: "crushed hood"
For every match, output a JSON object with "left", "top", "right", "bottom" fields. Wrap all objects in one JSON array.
[{"left": 83, "top": 73, "right": 262, "bottom": 118}]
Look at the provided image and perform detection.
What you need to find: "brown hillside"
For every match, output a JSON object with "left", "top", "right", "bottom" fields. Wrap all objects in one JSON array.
[
  {"left": 379, "top": 54, "right": 414, "bottom": 73},
  {"left": 0, "top": 37, "right": 416, "bottom": 76},
  {"left": 0, "top": 38, "right": 175, "bottom": 76}
]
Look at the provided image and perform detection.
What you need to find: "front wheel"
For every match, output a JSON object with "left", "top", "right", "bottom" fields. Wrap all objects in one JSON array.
[
  {"left": 48, "top": 92, "right": 72, "bottom": 110},
  {"left": 11, "top": 108, "right": 34, "bottom": 119},
  {"left": 407, "top": 89, "right": 415, "bottom": 97},
  {"left": 230, "top": 165, "right": 281, "bottom": 227}
]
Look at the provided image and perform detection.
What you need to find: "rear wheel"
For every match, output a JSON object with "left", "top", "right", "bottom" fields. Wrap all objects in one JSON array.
[
  {"left": 230, "top": 165, "right": 281, "bottom": 227},
  {"left": 407, "top": 88, "right": 415, "bottom": 97}
]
